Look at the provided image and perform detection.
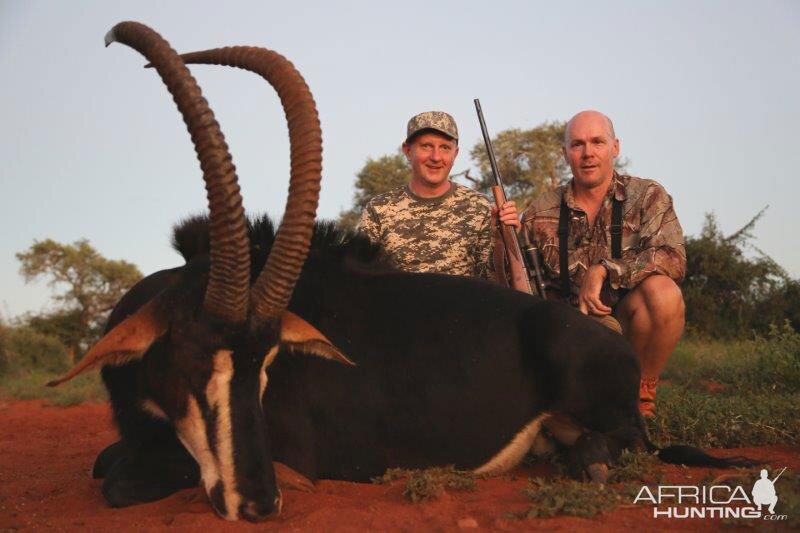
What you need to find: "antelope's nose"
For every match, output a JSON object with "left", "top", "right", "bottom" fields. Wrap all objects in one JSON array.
[{"left": 239, "top": 492, "right": 282, "bottom": 522}]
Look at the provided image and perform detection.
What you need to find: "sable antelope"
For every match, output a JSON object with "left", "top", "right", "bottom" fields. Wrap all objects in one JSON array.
[
  {"left": 53, "top": 21, "right": 752, "bottom": 523},
  {"left": 49, "top": 21, "right": 346, "bottom": 521}
]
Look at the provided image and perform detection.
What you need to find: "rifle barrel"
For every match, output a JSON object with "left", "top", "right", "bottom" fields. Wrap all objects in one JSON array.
[{"left": 474, "top": 99, "right": 506, "bottom": 194}]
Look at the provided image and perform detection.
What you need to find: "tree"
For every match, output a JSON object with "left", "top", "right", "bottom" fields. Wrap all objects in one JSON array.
[
  {"left": 16, "top": 239, "right": 143, "bottom": 360},
  {"left": 683, "top": 209, "right": 798, "bottom": 337},
  {"left": 470, "top": 122, "right": 569, "bottom": 208},
  {"left": 339, "top": 151, "right": 410, "bottom": 230}
]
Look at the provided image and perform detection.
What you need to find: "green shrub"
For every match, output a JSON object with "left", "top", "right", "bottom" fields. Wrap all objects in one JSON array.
[{"left": 3, "top": 325, "right": 71, "bottom": 374}]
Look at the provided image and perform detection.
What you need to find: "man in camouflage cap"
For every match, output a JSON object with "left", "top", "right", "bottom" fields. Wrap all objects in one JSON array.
[
  {"left": 358, "top": 111, "right": 517, "bottom": 279},
  {"left": 511, "top": 110, "right": 686, "bottom": 417}
]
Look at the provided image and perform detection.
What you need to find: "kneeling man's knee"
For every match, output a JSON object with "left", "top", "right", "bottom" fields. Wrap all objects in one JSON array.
[{"left": 638, "top": 275, "right": 685, "bottom": 323}]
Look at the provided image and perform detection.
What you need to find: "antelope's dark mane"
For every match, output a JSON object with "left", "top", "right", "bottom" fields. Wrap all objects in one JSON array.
[{"left": 171, "top": 214, "right": 386, "bottom": 269}]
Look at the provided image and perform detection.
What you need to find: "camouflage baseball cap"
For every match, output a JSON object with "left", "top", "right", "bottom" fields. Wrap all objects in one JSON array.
[{"left": 405, "top": 111, "right": 458, "bottom": 143}]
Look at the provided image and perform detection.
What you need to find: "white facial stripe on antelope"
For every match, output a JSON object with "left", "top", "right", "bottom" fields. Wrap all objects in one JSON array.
[
  {"left": 206, "top": 350, "right": 240, "bottom": 520},
  {"left": 174, "top": 350, "right": 240, "bottom": 520},
  {"left": 175, "top": 395, "right": 220, "bottom": 493},
  {"left": 473, "top": 412, "right": 551, "bottom": 476}
]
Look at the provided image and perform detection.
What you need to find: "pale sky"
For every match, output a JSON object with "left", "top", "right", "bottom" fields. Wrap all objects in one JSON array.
[{"left": 1, "top": 0, "right": 798, "bottom": 318}]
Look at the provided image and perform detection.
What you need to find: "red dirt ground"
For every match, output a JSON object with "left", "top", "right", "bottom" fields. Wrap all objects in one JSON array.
[{"left": 0, "top": 400, "right": 796, "bottom": 532}]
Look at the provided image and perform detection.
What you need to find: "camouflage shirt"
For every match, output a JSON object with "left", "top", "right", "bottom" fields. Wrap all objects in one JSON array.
[
  {"left": 358, "top": 182, "right": 493, "bottom": 279},
  {"left": 521, "top": 173, "right": 686, "bottom": 305}
]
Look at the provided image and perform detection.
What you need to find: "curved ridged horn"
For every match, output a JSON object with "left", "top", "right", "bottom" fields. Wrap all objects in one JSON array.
[
  {"left": 105, "top": 22, "right": 251, "bottom": 323},
  {"left": 178, "top": 47, "right": 322, "bottom": 326}
]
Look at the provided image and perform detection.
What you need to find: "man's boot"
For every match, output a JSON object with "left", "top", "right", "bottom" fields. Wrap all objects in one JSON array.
[{"left": 639, "top": 377, "right": 658, "bottom": 418}]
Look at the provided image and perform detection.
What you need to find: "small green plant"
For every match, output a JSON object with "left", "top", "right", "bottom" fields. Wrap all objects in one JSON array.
[
  {"left": 372, "top": 465, "right": 476, "bottom": 503},
  {"left": 607, "top": 450, "right": 662, "bottom": 484},
  {"left": 522, "top": 477, "right": 628, "bottom": 518},
  {"left": 371, "top": 467, "right": 411, "bottom": 484}
]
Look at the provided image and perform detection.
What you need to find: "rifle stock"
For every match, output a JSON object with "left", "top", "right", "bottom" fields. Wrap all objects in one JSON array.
[{"left": 491, "top": 186, "right": 533, "bottom": 294}]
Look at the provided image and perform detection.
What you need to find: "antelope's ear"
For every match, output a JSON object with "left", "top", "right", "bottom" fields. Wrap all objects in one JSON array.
[
  {"left": 47, "top": 297, "right": 168, "bottom": 387},
  {"left": 279, "top": 311, "right": 355, "bottom": 366}
]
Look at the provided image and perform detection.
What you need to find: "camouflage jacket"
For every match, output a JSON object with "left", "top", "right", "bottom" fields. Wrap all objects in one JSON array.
[
  {"left": 358, "top": 183, "right": 492, "bottom": 279},
  {"left": 521, "top": 173, "right": 686, "bottom": 305}
]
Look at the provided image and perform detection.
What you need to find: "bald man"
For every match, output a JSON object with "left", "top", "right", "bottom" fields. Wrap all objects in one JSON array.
[{"left": 509, "top": 111, "right": 686, "bottom": 417}]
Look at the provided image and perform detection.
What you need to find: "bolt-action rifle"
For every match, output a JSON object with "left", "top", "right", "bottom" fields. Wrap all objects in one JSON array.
[{"left": 474, "top": 99, "right": 547, "bottom": 299}]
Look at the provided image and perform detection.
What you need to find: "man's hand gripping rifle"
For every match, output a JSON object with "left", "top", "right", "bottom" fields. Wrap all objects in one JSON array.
[{"left": 474, "top": 98, "right": 547, "bottom": 299}]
